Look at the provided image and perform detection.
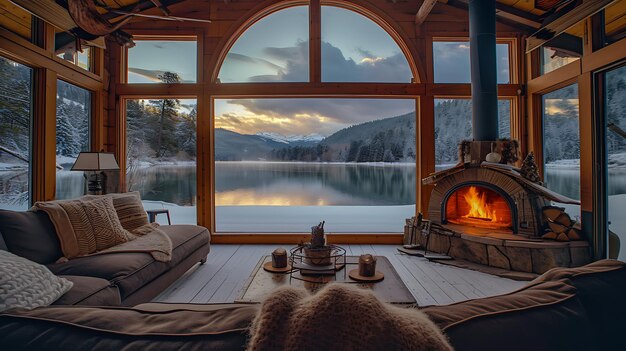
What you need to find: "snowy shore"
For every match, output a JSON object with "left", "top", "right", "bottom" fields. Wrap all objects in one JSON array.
[{"left": 143, "top": 200, "right": 414, "bottom": 233}]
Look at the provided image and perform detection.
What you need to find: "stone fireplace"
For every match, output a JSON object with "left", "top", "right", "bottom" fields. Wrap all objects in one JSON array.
[
  {"left": 426, "top": 165, "right": 551, "bottom": 238},
  {"left": 418, "top": 142, "right": 591, "bottom": 276}
]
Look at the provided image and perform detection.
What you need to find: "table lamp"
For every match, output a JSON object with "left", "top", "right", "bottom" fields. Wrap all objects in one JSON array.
[{"left": 71, "top": 152, "right": 120, "bottom": 195}]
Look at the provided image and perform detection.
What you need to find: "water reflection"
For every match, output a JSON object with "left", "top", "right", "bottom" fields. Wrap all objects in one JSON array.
[{"left": 215, "top": 162, "right": 416, "bottom": 206}]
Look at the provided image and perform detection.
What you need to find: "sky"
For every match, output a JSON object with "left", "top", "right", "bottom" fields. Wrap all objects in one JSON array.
[{"left": 126, "top": 6, "right": 512, "bottom": 137}]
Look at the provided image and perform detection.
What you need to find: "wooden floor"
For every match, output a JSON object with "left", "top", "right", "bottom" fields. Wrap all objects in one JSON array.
[{"left": 154, "top": 244, "right": 526, "bottom": 306}]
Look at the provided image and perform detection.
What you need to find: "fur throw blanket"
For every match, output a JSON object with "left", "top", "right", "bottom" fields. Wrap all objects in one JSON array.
[
  {"left": 34, "top": 197, "right": 172, "bottom": 262},
  {"left": 248, "top": 284, "right": 453, "bottom": 351}
]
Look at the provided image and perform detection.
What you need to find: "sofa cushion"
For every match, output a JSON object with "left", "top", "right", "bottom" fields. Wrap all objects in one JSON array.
[
  {"left": 160, "top": 225, "right": 210, "bottom": 267},
  {"left": 530, "top": 259, "right": 626, "bottom": 350},
  {"left": 0, "top": 304, "right": 258, "bottom": 351},
  {"left": 0, "top": 250, "right": 73, "bottom": 312},
  {"left": 47, "top": 225, "right": 210, "bottom": 299},
  {"left": 47, "top": 252, "right": 167, "bottom": 300},
  {"left": 53, "top": 276, "right": 121, "bottom": 306},
  {"left": 0, "top": 209, "right": 62, "bottom": 264},
  {"left": 83, "top": 192, "right": 148, "bottom": 232},
  {"left": 422, "top": 280, "right": 595, "bottom": 351}
]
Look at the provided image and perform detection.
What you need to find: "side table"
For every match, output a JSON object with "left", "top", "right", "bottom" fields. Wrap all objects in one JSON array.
[{"left": 147, "top": 209, "right": 171, "bottom": 225}]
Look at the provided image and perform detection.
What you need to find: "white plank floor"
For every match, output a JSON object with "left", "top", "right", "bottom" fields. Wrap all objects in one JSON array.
[{"left": 153, "top": 244, "right": 526, "bottom": 306}]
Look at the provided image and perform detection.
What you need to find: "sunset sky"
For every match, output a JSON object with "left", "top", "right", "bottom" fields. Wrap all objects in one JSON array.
[{"left": 127, "top": 5, "right": 512, "bottom": 137}]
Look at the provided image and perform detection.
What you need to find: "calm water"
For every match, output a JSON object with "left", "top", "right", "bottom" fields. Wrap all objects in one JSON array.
[{"left": 46, "top": 163, "right": 626, "bottom": 206}]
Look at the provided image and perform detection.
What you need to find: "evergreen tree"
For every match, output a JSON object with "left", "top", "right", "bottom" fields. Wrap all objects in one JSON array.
[{"left": 149, "top": 72, "right": 181, "bottom": 158}]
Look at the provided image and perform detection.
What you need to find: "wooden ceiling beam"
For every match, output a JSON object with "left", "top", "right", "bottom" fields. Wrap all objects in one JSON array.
[
  {"left": 150, "top": 0, "right": 171, "bottom": 16},
  {"left": 102, "top": 0, "right": 186, "bottom": 20},
  {"left": 445, "top": 0, "right": 541, "bottom": 32},
  {"left": 415, "top": 0, "right": 438, "bottom": 25}
]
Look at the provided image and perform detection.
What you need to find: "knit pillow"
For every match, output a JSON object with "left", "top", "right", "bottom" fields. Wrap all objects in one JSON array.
[
  {"left": 83, "top": 192, "right": 148, "bottom": 231},
  {"left": 55, "top": 197, "right": 134, "bottom": 255},
  {"left": 0, "top": 250, "right": 73, "bottom": 312}
]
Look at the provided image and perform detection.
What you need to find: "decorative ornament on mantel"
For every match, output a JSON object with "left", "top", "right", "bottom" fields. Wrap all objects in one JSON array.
[
  {"left": 485, "top": 142, "right": 502, "bottom": 163},
  {"left": 520, "top": 152, "right": 542, "bottom": 184}
]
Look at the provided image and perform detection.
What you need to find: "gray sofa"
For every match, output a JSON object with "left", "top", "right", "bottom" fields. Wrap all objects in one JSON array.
[
  {"left": 0, "top": 260, "right": 624, "bottom": 351},
  {"left": 0, "top": 209, "right": 210, "bottom": 307}
]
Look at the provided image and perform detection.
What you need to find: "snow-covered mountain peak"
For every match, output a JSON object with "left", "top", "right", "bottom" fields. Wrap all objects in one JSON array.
[{"left": 255, "top": 132, "right": 324, "bottom": 144}]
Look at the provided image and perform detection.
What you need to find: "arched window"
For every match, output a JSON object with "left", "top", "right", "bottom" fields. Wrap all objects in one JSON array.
[
  {"left": 213, "top": 5, "right": 417, "bottom": 233},
  {"left": 217, "top": 5, "right": 413, "bottom": 83},
  {"left": 218, "top": 6, "right": 309, "bottom": 82},
  {"left": 321, "top": 6, "right": 412, "bottom": 82}
]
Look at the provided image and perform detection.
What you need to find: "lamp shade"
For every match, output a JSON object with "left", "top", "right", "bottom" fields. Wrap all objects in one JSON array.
[{"left": 70, "top": 152, "right": 120, "bottom": 171}]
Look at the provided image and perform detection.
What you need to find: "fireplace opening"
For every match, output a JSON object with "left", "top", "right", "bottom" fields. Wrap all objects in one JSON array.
[{"left": 444, "top": 185, "right": 514, "bottom": 231}]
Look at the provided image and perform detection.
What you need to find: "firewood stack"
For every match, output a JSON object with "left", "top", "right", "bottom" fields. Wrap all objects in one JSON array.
[{"left": 541, "top": 207, "right": 582, "bottom": 241}]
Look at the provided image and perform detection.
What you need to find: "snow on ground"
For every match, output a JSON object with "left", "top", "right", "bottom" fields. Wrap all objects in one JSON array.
[
  {"left": 142, "top": 200, "right": 197, "bottom": 225},
  {"left": 142, "top": 200, "right": 414, "bottom": 233},
  {"left": 0, "top": 162, "right": 27, "bottom": 171},
  {"left": 546, "top": 152, "right": 626, "bottom": 169},
  {"left": 216, "top": 205, "right": 415, "bottom": 233}
]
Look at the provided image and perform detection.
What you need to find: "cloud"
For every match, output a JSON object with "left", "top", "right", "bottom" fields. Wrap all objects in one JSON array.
[
  {"left": 216, "top": 98, "right": 414, "bottom": 136},
  {"left": 216, "top": 41, "right": 415, "bottom": 135}
]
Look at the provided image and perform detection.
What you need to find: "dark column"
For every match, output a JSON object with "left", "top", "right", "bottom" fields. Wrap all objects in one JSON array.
[{"left": 469, "top": 0, "right": 499, "bottom": 141}]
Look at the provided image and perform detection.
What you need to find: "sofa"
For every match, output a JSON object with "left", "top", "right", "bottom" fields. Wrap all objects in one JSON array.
[
  {"left": 0, "top": 208, "right": 211, "bottom": 307},
  {"left": 0, "top": 259, "right": 624, "bottom": 350}
]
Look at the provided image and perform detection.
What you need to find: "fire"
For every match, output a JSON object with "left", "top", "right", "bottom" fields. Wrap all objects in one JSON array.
[{"left": 462, "top": 186, "right": 497, "bottom": 221}]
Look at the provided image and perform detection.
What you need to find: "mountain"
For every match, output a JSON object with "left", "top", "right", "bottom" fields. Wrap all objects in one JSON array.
[
  {"left": 255, "top": 132, "right": 324, "bottom": 146},
  {"left": 215, "top": 128, "right": 290, "bottom": 161},
  {"left": 318, "top": 112, "right": 416, "bottom": 162}
]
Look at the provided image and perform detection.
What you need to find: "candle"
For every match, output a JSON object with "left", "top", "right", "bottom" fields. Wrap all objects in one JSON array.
[
  {"left": 358, "top": 254, "right": 377, "bottom": 277},
  {"left": 272, "top": 248, "right": 288, "bottom": 268}
]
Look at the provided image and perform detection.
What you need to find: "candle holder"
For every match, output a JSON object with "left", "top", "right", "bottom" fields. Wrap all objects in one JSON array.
[
  {"left": 358, "top": 254, "right": 377, "bottom": 277},
  {"left": 272, "top": 248, "right": 288, "bottom": 268},
  {"left": 348, "top": 253, "right": 384, "bottom": 282},
  {"left": 263, "top": 247, "right": 292, "bottom": 273}
]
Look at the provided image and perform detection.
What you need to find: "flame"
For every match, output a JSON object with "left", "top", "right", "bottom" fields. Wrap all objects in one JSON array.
[{"left": 462, "top": 186, "right": 497, "bottom": 221}]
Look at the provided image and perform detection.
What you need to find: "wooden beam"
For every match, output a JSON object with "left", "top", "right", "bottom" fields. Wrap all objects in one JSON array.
[
  {"left": 416, "top": 0, "right": 437, "bottom": 25},
  {"left": 149, "top": 0, "right": 170, "bottom": 16},
  {"left": 445, "top": 0, "right": 540, "bottom": 32}
]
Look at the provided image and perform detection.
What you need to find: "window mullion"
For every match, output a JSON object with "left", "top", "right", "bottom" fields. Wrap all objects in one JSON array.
[{"left": 310, "top": 0, "right": 321, "bottom": 83}]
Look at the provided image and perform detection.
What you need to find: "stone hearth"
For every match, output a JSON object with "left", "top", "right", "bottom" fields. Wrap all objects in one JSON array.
[{"left": 413, "top": 223, "right": 591, "bottom": 274}]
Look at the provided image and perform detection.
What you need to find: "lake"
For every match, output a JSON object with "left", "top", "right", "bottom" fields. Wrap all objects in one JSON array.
[{"left": 38, "top": 162, "right": 626, "bottom": 232}]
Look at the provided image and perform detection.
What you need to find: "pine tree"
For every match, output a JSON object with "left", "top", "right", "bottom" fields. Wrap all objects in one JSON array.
[
  {"left": 520, "top": 152, "right": 542, "bottom": 184},
  {"left": 149, "top": 72, "right": 181, "bottom": 159}
]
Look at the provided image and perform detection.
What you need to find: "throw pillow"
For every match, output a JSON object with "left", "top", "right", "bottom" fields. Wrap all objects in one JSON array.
[
  {"left": 0, "top": 210, "right": 63, "bottom": 264},
  {"left": 72, "top": 197, "right": 135, "bottom": 252},
  {"left": 83, "top": 192, "right": 149, "bottom": 231},
  {"left": 0, "top": 250, "right": 73, "bottom": 312}
]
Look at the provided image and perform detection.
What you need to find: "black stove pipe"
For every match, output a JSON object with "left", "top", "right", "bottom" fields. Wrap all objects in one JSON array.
[{"left": 469, "top": 0, "right": 499, "bottom": 141}]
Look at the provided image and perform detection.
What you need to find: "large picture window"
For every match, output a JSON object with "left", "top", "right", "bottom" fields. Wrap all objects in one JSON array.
[
  {"left": 55, "top": 80, "right": 91, "bottom": 200},
  {"left": 0, "top": 56, "right": 32, "bottom": 210},
  {"left": 542, "top": 84, "right": 580, "bottom": 207},
  {"left": 214, "top": 98, "right": 416, "bottom": 233},
  {"left": 604, "top": 64, "right": 626, "bottom": 260},
  {"left": 126, "top": 98, "right": 197, "bottom": 224}
]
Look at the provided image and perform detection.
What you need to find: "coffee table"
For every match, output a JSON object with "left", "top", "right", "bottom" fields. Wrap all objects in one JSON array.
[{"left": 237, "top": 255, "right": 416, "bottom": 305}]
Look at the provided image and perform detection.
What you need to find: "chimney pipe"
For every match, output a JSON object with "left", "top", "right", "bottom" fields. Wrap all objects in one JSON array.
[{"left": 469, "top": 0, "right": 499, "bottom": 141}]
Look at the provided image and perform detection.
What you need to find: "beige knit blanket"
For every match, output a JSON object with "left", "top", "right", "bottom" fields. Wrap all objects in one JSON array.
[
  {"left": 34, "top": 198, "right": 172, "bottom": 262},
  {"left": 248, "top": 284, "right": 453, "bottom": 351}
]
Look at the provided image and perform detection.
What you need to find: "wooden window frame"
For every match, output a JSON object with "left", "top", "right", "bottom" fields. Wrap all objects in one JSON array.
[
  {"left": 115, "top": 5, "right": 523, "bottom": 244},
  {"left": 0, "top": 20, "right": 104, "bottom": 203}
]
